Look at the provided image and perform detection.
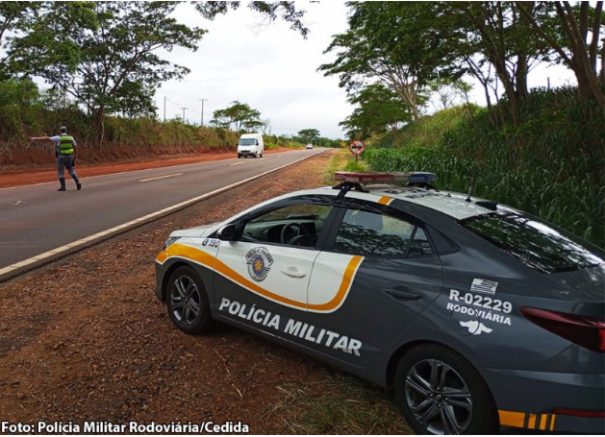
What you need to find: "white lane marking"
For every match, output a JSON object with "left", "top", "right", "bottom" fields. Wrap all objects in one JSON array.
[
  {"left": 0, "top": 150, "right": 327, "bottom": 279},
  {"left": 231, "top": 162, "right": 249, "bottom": 166},
  {"left": 139, "top": 173, "right": 183, "bottom": 183}
]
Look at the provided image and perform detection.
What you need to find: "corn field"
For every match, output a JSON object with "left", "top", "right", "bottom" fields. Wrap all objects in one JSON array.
[{"left": 365, "top": 88, "right": 605, "bottom": 248}]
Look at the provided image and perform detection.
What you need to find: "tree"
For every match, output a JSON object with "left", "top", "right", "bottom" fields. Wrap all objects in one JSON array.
[
  {"left": 34, "top": 2, "right": 205, "bottom": 148},
  {"left": 340, "top": 83, "right": 410, "bottom": 139},
  {"left": 329, "top": 2, "right": 565, "bottom": 127},
  {"left": 320, "top": 2, "right": 463, "bottom": 120},
  {"left": 0, "top": 77, "right": 40, "bottom": 107},
  {"left": 211, "top": 101, "right": 262, "bottom": 132},
  {"left": 429, "top": 78, "right": 473, "bottom": 110},
  {"left": 0, "top": 2, "right": 97, "bottom": 80},
  {"left": 297, "top": 128, "right": 320, "bottom": 143},
  {"left": 517, "top": 1, "right": 604, "bottom": 110},
  {"left": 447, "top": 2, "right": 556, "bottom": 126},
  {"left": 193, "top": 1, "right": 310, "bottom": 38},
  {"left": 260, "top": 119, "right": 272, "bottom": 135},
  {"left": 112, "top": 80, "right": 157, "bottom": 119}
]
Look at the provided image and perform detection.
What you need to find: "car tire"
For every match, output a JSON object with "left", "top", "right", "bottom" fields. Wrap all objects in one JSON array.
[
  {"left": 166, "top": 266, "right": 213, "bottom": 335},
  {"left": 237, "top": 154, "right": 241, "bottom": 159},
  {"left": 394, "top": 344, "right": 498, "bottom": 435}
]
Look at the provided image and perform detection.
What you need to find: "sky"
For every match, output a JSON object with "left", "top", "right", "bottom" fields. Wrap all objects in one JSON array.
[
  {"left": 155, "top": 1, "right": 351, "bottom": 139},
  {"left": 155, "top": 2, "right": 576, "bottom": 140}
]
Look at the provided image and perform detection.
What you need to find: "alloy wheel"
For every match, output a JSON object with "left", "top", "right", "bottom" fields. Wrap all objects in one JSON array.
[
  {"left": 169, "top": 275, "right": 201, "bottom": 325},
  {"left": 405, "top": 359, "right": 473, "bottom": 434}
]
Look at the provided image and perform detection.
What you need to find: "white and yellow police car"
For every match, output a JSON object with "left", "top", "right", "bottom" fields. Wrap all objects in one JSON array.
[{"left": 155, "top": 172, "right": 605, "bottom": 435}]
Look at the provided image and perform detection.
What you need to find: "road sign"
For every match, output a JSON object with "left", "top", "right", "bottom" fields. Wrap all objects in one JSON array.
[
  {"left": 349, "top": 139, "right": 365, "bottom": 155},
  {"left": 340, "top": 141, "right": 347, "bottom": 148}
]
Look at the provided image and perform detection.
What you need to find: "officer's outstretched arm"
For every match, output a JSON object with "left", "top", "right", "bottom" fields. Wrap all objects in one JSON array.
[{"left": 30, "top": 136, "right": 51, "bottom": 141}]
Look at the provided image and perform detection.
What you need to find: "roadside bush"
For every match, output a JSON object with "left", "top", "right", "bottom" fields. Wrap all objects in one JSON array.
[{"left": 365, "top": 88, "right": 604, "bottom": 247}]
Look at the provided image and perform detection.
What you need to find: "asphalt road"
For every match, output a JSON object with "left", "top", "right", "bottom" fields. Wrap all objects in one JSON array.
[{"left": 0, "top": 149, "right": 326, "bottom": 270}]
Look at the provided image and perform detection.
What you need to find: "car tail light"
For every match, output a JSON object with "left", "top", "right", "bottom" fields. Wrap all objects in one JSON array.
[
  {"left": 552, "top": 408, "right": 605, "bottom": 418},
  {"left": 520, "top": 307, "right": 605, "bottom": 352}
]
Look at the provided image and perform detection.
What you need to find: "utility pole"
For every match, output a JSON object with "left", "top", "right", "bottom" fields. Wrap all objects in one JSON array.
[
  {"left": 182, "top": 107, "right": 188, "bottom": 123},
  {"left": 199, "top": 99, "right": 208, "bottom": 127},
  {"left": 163, "top": 96, "right": 167, "bottom": 122}
]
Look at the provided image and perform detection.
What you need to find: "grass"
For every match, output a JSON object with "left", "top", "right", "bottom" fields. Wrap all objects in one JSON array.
[
  {"left": 365, "top": 88, "right": 604, "bottom": 248},
  {"left": 322, "top": 150, "right": 371, "bottom": 186},
  {"left": 322, "top": 149, "right": 349, "bottom": 185},
  {"left": 267, "top": 373, "right": 413, "bottom": 434}
]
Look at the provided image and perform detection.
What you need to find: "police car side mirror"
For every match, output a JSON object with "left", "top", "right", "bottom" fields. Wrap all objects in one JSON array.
[
  {"left": 217, "top": 224, "right": 236, "bottom": 241},
  {"left": 218, "top": 223, "right": 245, "bottom": 241}
]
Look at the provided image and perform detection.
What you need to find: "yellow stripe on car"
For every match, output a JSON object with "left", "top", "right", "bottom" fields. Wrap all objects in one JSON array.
[
  {"left": 156, "top": 250, "right": 167, "bottom": 263},
  {"left": 498, "top": 410, "right": 557, "bottom": 431},
  {"left": 539, "top": 414, "right": 548, "bottom": 430},
  {"left": 498, "top": 410, "right": 526, "bottom": 428},
  {"left": 157, "top": 243, "right": 363, "bottom": 312},
  {"left": 528, "top": 413, "right": 537, "bottom": 429}
]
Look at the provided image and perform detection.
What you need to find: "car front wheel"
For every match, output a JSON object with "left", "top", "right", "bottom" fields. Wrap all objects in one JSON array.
[
  {"left": 394, "top": 344, "right": 498, "bottom": 435},
  {"left": 166, "top": 266, "right": 213, "bottom": 334}
]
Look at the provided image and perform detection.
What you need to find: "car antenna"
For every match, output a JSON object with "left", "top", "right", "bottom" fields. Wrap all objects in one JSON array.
[{"left": 465, "top": 186, "right": 472, "bottom": 202}]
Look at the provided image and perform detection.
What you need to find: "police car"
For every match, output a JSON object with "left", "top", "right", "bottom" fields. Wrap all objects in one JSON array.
[{"left": 155, "top": 172, "right": 605, "bottom": 435}]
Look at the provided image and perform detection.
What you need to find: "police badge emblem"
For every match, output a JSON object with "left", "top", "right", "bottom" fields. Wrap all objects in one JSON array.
[{"left": 246, "top": 247, "right": 274, "bottom": 282}]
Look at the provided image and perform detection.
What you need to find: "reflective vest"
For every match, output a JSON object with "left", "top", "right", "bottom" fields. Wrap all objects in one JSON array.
[{"left": 59, "top": 135, "right": 74, "bottom": 154}]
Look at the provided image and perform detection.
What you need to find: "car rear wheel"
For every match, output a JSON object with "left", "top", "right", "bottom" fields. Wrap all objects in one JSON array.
[
  {"left": 394, "top": 344, "right": 498, "bottom": 435},
  {"left": 166, "top": 266, "right": 213, "bottom": 335}
]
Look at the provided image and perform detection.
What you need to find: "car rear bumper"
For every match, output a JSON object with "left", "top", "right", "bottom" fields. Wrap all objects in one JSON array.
[{"left": 483, "top": 367, "right": 604, "bottom": 433}]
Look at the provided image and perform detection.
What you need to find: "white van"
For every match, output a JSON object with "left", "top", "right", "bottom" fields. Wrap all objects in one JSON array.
[{"left": 237, "top": 133, "right": 264, "bottom": 159}]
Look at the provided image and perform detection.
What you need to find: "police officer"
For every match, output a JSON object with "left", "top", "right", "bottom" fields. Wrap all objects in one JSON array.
[{"left": 31, "top": 126, "right": 82, "bottom": 191}]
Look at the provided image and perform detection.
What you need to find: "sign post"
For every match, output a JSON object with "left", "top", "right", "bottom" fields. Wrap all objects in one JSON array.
[{"left": 349, "top": 139, "right": 365, "bottom": 162}]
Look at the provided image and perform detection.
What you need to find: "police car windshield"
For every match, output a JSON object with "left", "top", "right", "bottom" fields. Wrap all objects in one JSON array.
[
  {"left": 462, "top": 212, "right": 604, "bottom": 274},
  {"left": 239, "top": 139, "right": 257, "bottom": 146}
]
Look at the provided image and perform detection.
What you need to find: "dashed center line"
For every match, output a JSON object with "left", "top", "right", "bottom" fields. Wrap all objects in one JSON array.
[{"left": 139, "top": 173, "right": 183, "bottom": 182}]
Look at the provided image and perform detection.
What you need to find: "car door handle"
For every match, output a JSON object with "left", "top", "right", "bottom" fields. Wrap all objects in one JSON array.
[
  {"left": 281, "top": 268, "right": 307, "bottom": 279},
  {"left": 384, "top": 288, "right": 422, "bottom": 300}
]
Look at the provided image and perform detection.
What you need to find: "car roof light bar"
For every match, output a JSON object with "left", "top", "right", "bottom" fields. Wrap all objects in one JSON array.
[{"left": 333, "top": 171, "right": 437, "bottom": 185}]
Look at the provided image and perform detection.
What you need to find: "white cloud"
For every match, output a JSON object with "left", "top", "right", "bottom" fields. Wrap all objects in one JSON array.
[{"left": 155, "top": 1, "right": 351, "bottom": 139}]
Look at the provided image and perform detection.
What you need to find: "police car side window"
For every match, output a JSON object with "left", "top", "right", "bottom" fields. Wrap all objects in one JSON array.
[
  {"left": 242, "top": 204, "right": 333, "bottom": 248},
  {"left": 334, "top": 209, "right": 416, "bottom": 257},
  {"left": 408, "top": 228, "right": 434, "bottom": 257}
]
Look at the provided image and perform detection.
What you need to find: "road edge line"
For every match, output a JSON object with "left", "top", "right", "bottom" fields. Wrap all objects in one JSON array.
[{"left": 0, "top": 150, "right": 330, "bottom": 283}]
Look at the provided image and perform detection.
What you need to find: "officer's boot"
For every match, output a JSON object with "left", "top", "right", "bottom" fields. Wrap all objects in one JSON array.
[
  {"left": 74, "top": 176, "right": 82, "bottom": 191},
  {"left": 57, "top": 178, "right": 66, "bottom": 191}
]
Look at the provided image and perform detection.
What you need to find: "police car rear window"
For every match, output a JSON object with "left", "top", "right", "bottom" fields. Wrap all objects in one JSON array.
[{"left": 462, "top": 213, "right": 604, "bottom": 273}]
